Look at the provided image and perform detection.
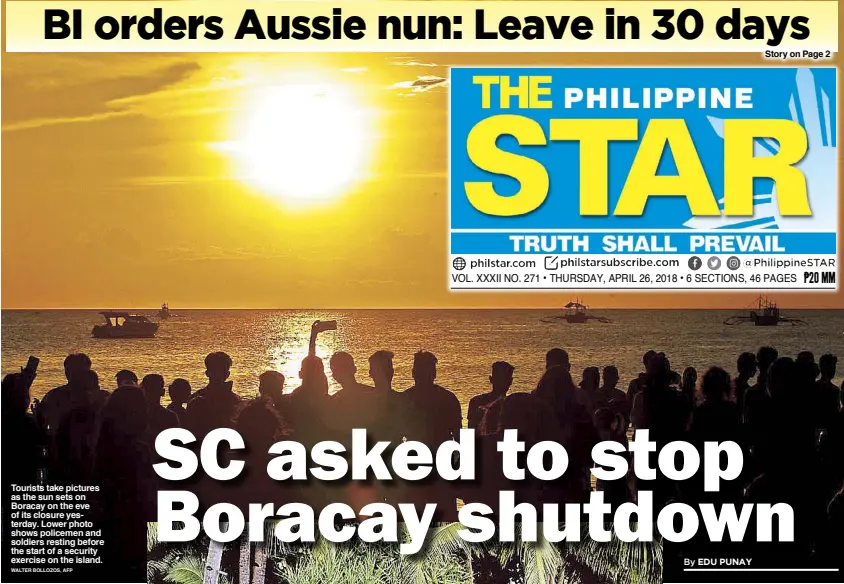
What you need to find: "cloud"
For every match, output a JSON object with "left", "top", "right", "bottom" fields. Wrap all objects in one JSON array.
[
  {"left": 340, "top": 67, "right": 369, "bottom": 74},
  {"left": 390, "top": 57, "right": 440, "bottom": 68},
  {"left": 388, "top": 75, "right": 448, "bottom": 95},
  {"left": 123, "top": 175, "right": 237, "bottom": 187},
  {"left": 2, "top": 60, "right": 201, "bottom": 130},
  {"left": 155, "top": 244, "right": 296, "bottom": 263},
  {"left": 2, "top": 110, "right": 137, "bottom": 133}
]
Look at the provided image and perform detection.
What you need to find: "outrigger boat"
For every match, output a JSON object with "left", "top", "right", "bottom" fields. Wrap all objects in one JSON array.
[
  {"left": 724, "top": 296, "right": 806, "bottom": 326},
  {"left": 543, "top": 300, "right": 611, "bottom": 324},
  {"left": 92, "top": 311, "right": 159, "bottom": 338}
]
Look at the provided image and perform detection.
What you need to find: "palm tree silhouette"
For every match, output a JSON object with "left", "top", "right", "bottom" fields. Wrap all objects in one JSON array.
[{"left": 147, "top": 521, "right": 663, "bottom": 584}]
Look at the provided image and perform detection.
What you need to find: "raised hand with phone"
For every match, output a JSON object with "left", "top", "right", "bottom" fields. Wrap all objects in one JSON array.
[{"left": 308, "top": 319, "right": 337, "bottom": 357}]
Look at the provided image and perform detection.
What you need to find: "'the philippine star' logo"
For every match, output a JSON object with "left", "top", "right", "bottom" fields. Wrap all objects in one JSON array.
[{"left": 449, "top": 67, "right": 837, "bottom": 234}]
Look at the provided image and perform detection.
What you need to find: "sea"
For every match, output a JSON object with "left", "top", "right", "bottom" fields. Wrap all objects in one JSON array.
[{"left": 3, "top": 309, "right": 843, "bottom": 416}]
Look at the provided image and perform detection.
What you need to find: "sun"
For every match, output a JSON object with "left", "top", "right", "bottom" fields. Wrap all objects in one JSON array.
[{"left": 229, "top": 79, "right": 372, "bottom": 206}]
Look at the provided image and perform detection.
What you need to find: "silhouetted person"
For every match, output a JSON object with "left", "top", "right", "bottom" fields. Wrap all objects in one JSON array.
[
  {"left": 258, "top": 370, "right": 285, "bottom": 407},
  {"left": 594, "top": 406, "right": 630, "bottom": 510},
  {"left": 232, "top": 400, "right": 291, "bottom": 510},
  {"left": 534, "top": 365, "right": 599, "bottom": 504},
  {"left": 51, "top": 369, "right": 108, "bottom": 484},
  {"left": 497, "top": 391, "right": 557, "bottom": 508},
  {"left": 815, "top": 354, "right": 840, "bottom": 432},
  {"left": 93, "top": 385, "right": 154, "bottom": 578},
  {"left": 328, "top": 351, "right": 377, "bottom": 438},
  {"left": 681, "top": 367, "right": 697, "bottom": 396},
  {"left": 468, "top": 361, "right": 514, "bottom": 432},
  {"left": 593, "top": 365, "right": 630, "bottom": 425},
  {"left": 796, "top": 351, "right": 820, "bottom": 409},
  {"left": 579, "top": 366, "right": 600, "bottom": 411},
  {"left": 688, "top": 367, "right": 742, "bottom": 502},
  {"left": 186, "top": 352, "right": 241, "bottom": 438},
  {"left": 602, "top": 365, "right": 620, "bottom": 392},
  {"left": 661, "top": 353, "right": 681, "bottom": 388},
  {"left": 1, "top": 368, "right": 48, "bottom": 583},
  {"left": 797, "top": 350, "right": 818, "bottom": 370},
  {"left": 628, "top": 350, "right": 658, "bottom": 398},
  {"left": 115, "top": 369, "right": 138, "bottom": 389},
  {"left": 256, "top": 370, "right": 286, "bottom": 427},
  {"left": 680, "top": 366, "right": 698, "bottom": 415},
  {"left": 734, "top": 352, "right": 757, "bottom": 414},
  {"left": 37, "top": 353, "right": 93, "bottom": 433},
  {"left": 367, "top": 350, "right": 405, "bottom": 443},
  {"left": 369, "top": 350, "right": 395, "bottom": 393},
  {"left": 402, "top": 351, "right": 462, "bottom": 521},
  {"left": 691, "top": 367, "right": 739, "bottom": 440},
  {"left": 2, "top": 370, "right": 46, "bottom": 486},
  {"left": 404, "top": 351, "right": 462, "bottom": 444},
  {"left": 366, "top": 350, "right": 407, "bottom": 505},
  {"left": 464, "top": 362, "right": 514, "bottom": 513},
  {"left": 580, "top": 366, "right": 600, "bottom": 391},
  {"left": 330, "top": 352, "right": 372, "bottom": 393},
  {"left": 327, "top": 350, "right": 380, "bottom": 502},
  {"left": 630, "top": 353, "right": 688, "bottom": 507},
  {"left": 743, "top": 346, "right": 778, "bottom": 453},
  {"left": 166, "top": 378, "right": 191, "bottom": 424},
  {"left": 745, "top": 359, "right": 827, "bottom": 567},
  {"left": 545, "top": 348, "right": 570, "bottom": 372},
  {"left": 287, "top": 355, "right": 331, "bottom": 448},
  {"left": 330, "top": 351, "right": 385, "bottom": 509},
  {"left": 285, "top": 355, "right": 332, "bottom": 511},
  {"left": 141, "top": 374, "right": 179, "bottom": 439},
  {"left": 631, "top": 353, "right": 687, "bottom": 439},
  {"left": 764, "top": 357, "right": 815, "bottom": 468}
]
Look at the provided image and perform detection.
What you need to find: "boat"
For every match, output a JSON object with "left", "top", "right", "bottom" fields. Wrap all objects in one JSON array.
[
  {"left": 542, "top": 300, "right": 611, "bottom": 324},
  {"left": 157, "top": 302, "right": 171, "bottom": 319},
  {"left": 92, "top": 311, "right": 159, "bottom": 338},
  {"left": 565, "top": 301, "right": 589, "bottom": 323},
  {"left": 724, "top": 296, "right": 806, "bottom": 326}
]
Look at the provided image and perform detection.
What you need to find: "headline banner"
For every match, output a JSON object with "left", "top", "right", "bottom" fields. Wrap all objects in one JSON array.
[
  {"left": 3, "top": 1, "right": 839, "bottom": 52},
  {"left": 448, "top": 67, "right": 838, "bottom": 291}
]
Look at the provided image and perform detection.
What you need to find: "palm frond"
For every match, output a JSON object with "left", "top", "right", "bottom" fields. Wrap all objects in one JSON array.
[
  {"left": 148, "top": 558, "right": 169, "bottom": 583},
  {"left": 164, "top": 553, "right": 207, "bottom": 584},
  {"left": 425, "top": 522, "right": 474, "bottom": 557},
  {"left": 564, "top": 524, "right": 662, "bottom": 584},
  {"left": 518, "top": 527, "right": 563, "bottom": 584}
]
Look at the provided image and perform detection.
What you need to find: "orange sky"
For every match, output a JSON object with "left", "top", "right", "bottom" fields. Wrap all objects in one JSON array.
[{"left": 1, "top": 51, "right": 841, "bottom": 309}]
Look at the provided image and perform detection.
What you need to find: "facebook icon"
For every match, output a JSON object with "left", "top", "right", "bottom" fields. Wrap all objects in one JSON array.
[{"left": 688, "top": 256, "right": 702, "bottom": 271}]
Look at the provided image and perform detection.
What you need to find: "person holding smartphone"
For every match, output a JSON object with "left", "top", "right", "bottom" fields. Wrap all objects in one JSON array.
[{"left": 2, "top": 357, "right": 47, "bottom": 486}]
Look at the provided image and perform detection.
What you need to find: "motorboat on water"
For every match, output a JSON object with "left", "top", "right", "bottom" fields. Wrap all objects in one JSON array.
[
  {"left": 92, "top": 311, "right": 159, "bottom": 338},
  {"left": 158, "top": 302, "right": 171, "bottom": 319}
]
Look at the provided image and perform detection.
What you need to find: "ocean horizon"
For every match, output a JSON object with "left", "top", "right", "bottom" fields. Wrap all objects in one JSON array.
[{"left": 4, "top": 308, "right": 843, "bottom": 416}]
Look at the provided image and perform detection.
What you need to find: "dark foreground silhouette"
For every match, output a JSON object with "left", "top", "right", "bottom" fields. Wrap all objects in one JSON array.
[{"left": 3, "top": 337, "right": 844, "bottom": 582}]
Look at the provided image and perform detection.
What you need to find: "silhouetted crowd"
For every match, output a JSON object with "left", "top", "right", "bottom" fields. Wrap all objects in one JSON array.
[{"left": 3, "top": 344, "right": 844, "bottom": 575}]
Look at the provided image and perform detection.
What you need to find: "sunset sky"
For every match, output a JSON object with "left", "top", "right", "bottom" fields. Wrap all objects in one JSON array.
[{"left": 2, "top": 51, "right": 841, "bottom": 309}]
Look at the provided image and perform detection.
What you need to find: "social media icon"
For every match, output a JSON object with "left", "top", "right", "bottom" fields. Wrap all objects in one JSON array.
[
  {"left": 452, "top": 257, "right": 466, "bottom": 271},
  {"left": 708, "top": 257, "right": 721, "bottom": 270},
  {"left": 727, "top": 256, "right": 741, "bottom": 270},
  {"left": 688, "top": 256, "right": 702, "bottom": 271}
]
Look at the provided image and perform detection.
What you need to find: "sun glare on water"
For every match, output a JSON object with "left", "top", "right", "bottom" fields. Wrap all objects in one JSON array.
[{"left": 226, "top": 79, "right": 372, "bottom": 206}]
